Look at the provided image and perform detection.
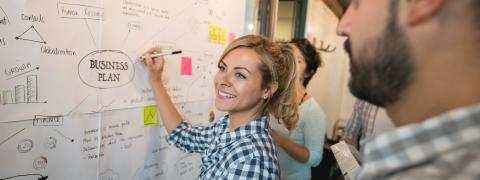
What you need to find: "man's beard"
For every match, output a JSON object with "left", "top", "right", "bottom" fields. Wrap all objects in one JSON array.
[{"left": 346, "top": 1, "right": 415, "bottom": 107}]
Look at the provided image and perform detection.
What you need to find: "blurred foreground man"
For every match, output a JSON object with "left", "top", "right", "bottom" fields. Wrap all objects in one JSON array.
[{"left": 337, "top": 0, "right": 480, "bottom": 179}]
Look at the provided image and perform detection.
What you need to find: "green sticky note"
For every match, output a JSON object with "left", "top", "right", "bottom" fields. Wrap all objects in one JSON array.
[{"left": 144, "top": 105, "right": 158, "bottom": 126}]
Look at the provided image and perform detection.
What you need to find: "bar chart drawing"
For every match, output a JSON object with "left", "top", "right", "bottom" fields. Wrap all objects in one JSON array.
[
  {"left": 15, "top": 85, "right": 25, "bottom": 103},
  {"left": 2, "top": 75, "right": 47, "bottom": 105}
]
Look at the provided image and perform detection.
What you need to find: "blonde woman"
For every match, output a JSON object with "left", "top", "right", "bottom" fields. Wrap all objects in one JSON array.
[{"left": 143, "top": 35, "right": 298, "bottom": 179}]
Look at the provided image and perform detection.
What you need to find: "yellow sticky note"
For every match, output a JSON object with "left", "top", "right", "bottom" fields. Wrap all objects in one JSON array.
[
  {"left": 208, "top": 25, "right": 219, "bottom": 43},
  {"left": 218, "top": 28, "right": 226, "bottom": 45},
  {"left": 144, "top": 105, "right": 158, "bottom": 126}
]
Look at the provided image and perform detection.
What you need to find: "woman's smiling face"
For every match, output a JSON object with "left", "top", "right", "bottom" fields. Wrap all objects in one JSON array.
[{"left": 214, "top": 47, "right": 266, "bottom": 114}]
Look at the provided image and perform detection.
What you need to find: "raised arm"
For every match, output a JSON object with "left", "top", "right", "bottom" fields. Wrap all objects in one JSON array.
[{"left": 144, "top": 47, "right": 182, "bottom": 134}]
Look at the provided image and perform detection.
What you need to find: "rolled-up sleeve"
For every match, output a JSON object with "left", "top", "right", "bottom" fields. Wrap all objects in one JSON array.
[
  {"left": 167, "top": 122, "right": 216, "bottom": 153},
  {"left": 303, "top": 105, "right": 326, "bottom": 167}
]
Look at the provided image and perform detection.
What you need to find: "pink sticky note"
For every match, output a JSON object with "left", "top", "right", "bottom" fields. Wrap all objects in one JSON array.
[
  {"left": 228, "top": 32, "right": 236, "bottom": 44},
  {"left": 181, "top": 56, "right": 192, "bottom": 76}
]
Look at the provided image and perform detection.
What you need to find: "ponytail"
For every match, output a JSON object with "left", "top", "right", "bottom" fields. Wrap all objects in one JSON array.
[{"left": 266, "top": 46, "right": 299, "bottom": 130}]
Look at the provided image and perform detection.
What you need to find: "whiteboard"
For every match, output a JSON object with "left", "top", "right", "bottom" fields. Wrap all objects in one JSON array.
[{"left": 0, "top": 0, "right": 245, "bottom": 179}]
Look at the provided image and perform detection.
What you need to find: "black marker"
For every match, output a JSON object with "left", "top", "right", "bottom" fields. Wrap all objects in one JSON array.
[{"left": 139, "top": 50, "right": 182, "bottom": 61}]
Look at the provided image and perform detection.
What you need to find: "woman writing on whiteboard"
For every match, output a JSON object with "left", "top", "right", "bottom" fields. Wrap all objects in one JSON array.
[{"left": 143, "top": 35, "right": 298, "bottom": 179}]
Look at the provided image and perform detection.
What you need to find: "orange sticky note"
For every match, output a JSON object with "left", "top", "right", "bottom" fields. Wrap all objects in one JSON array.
[
  {"left": 144, "top": 105, "right": 158, "bottom": 126},
  {"left": 181, "top": 56, "right": 192, "bottom": 76}
]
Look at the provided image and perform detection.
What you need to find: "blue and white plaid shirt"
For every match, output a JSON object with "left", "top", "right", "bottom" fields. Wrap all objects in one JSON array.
[
  {"left": 167, "top": 115, "right": 280, "bottom": 179},
  {"left": 357, "top": 104, "right": 480, "bottom": 180}
]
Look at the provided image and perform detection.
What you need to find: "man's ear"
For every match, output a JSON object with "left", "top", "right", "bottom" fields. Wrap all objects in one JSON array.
[{"left": 407, "top": 0, "right": 446, "bottom": 25}]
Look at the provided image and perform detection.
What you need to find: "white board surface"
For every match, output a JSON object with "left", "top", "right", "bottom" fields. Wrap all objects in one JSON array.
[{"left": 0, "top": 0, "right": 245, "bottom": 179}]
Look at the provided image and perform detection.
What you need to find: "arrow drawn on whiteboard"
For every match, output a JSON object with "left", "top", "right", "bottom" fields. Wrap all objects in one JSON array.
[
  {"left": 54, "top": 129, "right": 74, "bottom": 143},
  {"left": 6, "top": 67, "right": 40, "bottom": 80},
  {"left": 0, "top": 173, "right": 48, "bottom": 180},
  {"left": 0, "top": 128, "right": 26, "bottom": 147}
]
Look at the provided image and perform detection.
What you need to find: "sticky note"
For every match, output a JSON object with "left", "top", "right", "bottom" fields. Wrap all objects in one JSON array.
[
  {"left": 228, "top": 32, "right": 236, "bottom": 44},
  {"left": 181, "top": 56, "right": 192, "bottom": 76},
  {"left": 218, "top": 28, "right": 226, "bottom": 45},
  {"left": 208, "top": 25, "right": 218, "bottom": 43},
  {"left": 144, "top": 105, "right": 158, "bottom": 126}
]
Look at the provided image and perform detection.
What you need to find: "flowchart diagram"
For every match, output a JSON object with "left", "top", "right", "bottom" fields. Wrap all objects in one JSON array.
[{"left": 0, "top": 0, "right": 245, "bottom": 179}]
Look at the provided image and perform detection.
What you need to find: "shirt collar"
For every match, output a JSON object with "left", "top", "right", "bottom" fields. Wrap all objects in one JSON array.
[
  {"left": 359, "top": 104, "right": 480, "bottom": 179},
  {"left": 217, "top": 115, "right": 270, "bottom": 147}
]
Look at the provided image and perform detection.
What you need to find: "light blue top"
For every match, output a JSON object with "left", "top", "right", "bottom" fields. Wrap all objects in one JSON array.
[{"left": 271, "top": 98, "right": 326, "bottom": 180}]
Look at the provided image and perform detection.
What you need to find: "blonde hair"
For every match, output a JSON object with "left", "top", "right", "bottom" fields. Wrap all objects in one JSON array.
[{"left": 218, "top": 35, "right": 299, "bottom": 131}]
